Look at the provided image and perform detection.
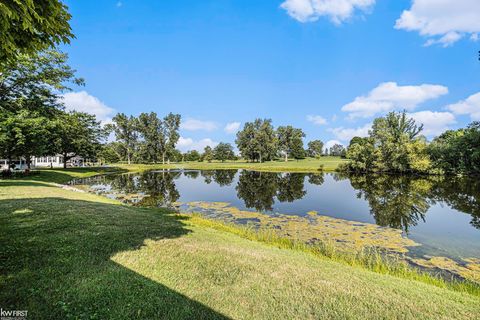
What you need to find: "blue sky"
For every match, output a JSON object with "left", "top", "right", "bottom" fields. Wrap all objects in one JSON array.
[{"left": 61, "top": 0, "right": 480, "bottom": 151}]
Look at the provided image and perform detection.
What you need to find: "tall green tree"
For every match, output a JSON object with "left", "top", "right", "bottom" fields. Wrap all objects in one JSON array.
[
  {"left": 52, "top": 111, "right": 104, "bottom": 168},
  {"left": 184, "top": 150, "right": 201, "bottom": 162},
  {"left": 428, "top": 122, "right": 480, "bottom": 174},
  {"left": 97, "top": 142, "right": 122, "bottom": 164},
  {"left": 236, "top": 119, "right": 277, "bottom": 162},
  {"left": 137, "top": 112, "right": 163, "bottom": 163},
  {"left": 329, "top": 144, "right": 346, "bottom": 157},
  {"left": 277, "top": 126, "right": 305, "bottom": 162},
  {"left": 0, "top": 0, "right": 73, "bottom": 66},
  {"left": 160, "top": 113, "right": 181, "bottom": 164},
  {"left": 107, "top": 113, "right": 139, "bottom": 164},
  {"left": 0, "top": 50, "right": 83, "bottom": 113},
  {"left": 346, "top": 137, "right": 376, "bottom": 172},
  {"left": 307, "top": 140, "right": 324, "bottom": 158},
  {"left": 345, "top": 111, "right": 430, "bottom": 173},
  {"left": 0, "top": 110, "right": 49, "bottom": 169},
  {"left": 213, "top": 142, "right": 235, "bottom": 162},
  {"left": 0, "top": 49, "right": 82, "bottom": 170},
  {"left": 202, "top": 146, "right": 214, "bottom": 163}
]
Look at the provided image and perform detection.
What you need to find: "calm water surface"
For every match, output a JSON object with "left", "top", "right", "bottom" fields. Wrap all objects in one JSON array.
[{"left": 71, "top": 169, "right": 480, "bottom": 277}]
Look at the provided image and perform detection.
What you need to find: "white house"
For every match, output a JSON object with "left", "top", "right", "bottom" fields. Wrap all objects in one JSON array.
[{"left": 0, "top": 155, "right": 87, "bottom": 170}]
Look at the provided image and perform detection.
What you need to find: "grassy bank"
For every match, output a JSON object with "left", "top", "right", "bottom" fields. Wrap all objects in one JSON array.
[
  {"left": 115, "top": 156, "right": 346, "bottom": 173},
  {"left": 1, "top": 178, "right": 479, "bottom": 319},
  {"left": 6, "top": 167, "right": 126, "bottom": 184}
]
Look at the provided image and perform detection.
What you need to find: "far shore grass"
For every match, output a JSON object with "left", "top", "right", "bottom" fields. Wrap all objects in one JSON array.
[{"left": 116, "top": 156, "right": 346, "bottom": 173}]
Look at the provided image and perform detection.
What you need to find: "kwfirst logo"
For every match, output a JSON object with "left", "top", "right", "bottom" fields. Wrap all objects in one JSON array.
[{"left": 0, "top": 309, "right": 28, "bottom": 320}]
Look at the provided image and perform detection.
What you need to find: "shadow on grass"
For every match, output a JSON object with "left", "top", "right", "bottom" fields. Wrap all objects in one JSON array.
[{"left": 0, "top": 197, "right": 229, "bottom": 319}]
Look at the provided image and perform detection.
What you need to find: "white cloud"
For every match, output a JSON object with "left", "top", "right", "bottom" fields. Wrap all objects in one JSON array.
[
  {"left": 330, "top": 123, "right": 371, "bottom": 142},
  {"left": 341, "top": 82, "right": 448, "bottom": 119},
  {"left": 177, "top": 137, "right": 218, "bottom": 152},
  {"left": 280, "top": 0, "right": 375, "bottom": 24},
  {"left": 181, "top": 118, "right": 218, "bottom": 131},
  {"left": 395, "top": 0, "right": 480, "bottom": 46},
  {"left": 307, "top": 115, "right": 328, "bottom": 125},
  {"left": 224, "top": 122, "right": 241, "bottom": 134},
  {"left": 408, "top": 111, "right": 456, "bottom": 137},
  {"left": 61, "top": 91, "right": 115, "bottom": 123},
  {"left": 324, "top": 139, "right": 344, "bottom": 152},
  {"left": 446, "top": 92, "right": 480, "bottom": 121}
]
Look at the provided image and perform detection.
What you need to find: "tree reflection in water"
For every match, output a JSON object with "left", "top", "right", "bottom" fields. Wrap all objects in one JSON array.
[
  {"left": 235, "top": 171, "right": 316, "bottom": 211},
  {"left": 136, "top": 170, "right": 181, "bottom": 207},
  {"left": 429, "top": 177, "right": 480, "bottom": 230},
  {"left": 341, "top": 173, "right": 480, "bottom": 232},
  {"left": 76, "top": 169, "right": 480, "bottom": 232},
  {"left": 344, "top": 174, "right": 431, "bottom": 233}
]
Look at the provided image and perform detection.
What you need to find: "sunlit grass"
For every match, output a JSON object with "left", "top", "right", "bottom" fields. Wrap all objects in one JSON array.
[
  {"left": 186, "top": 214, "right": 480, "bottom": 297},
  {"left": 1, "top": 173, "right": 480, "bottom": 319}
]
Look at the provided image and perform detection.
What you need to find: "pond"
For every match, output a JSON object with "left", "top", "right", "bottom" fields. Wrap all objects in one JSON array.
[{"left": 70, "top": 169, "right": 480, "bottom": 282}]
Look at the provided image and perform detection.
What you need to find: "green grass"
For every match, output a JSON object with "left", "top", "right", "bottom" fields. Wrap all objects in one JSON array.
[
  {"left": 115, "top": 156, "right": 347, "bottom": 173},
  {"left": 1, "top": 180, "right": 479, "bottom": 319},
  {"left": 6, "top": 167, "right": 127, "bottom": 184}
]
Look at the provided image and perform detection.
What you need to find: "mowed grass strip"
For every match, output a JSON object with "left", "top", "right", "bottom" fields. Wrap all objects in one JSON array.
[
  {"left": 0, "top": 180, "right": 479, "bottom": 319},
  {"left": 115, "top": 156, "right": 347, "bottom": 173}
]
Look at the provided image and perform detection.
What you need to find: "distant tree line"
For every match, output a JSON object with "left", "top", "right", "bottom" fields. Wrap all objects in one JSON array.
[{"left": 343, "top": 111, "right": 480, "bottom": 175}]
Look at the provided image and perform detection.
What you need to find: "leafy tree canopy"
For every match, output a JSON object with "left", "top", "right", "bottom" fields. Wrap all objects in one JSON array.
[{"left": 0, "top": 0, "right": 73, "bottom": 67}]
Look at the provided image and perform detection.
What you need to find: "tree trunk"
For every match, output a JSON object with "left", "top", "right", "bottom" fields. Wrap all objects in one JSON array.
[
  {"left": 162, "top": 152, "right": 165, "bottom": 165},
  {"left": 285, "top": 152, "right": 288, "bottom": 162},
  {"left": 63, "top": 152, "right": 68, "bottom": 169},
  {"left": 127, "top": 152, "right": 131, "bottom": 165},
  {"left": 26, "top": 156, "right": 31, "bottom": 170}
]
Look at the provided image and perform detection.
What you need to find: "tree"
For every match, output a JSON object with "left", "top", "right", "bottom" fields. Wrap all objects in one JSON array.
[
  {"left": 370, "top": 111, "right": 428, "bottom": 173},
  {"left": 307, "top": 140, "right": 324, "bottom": 158},
  {"left": 277, "top": 126, "right": 305, "bottom": 162},
  {"left": 329, "top": 144, "right": 346, "bottom": 157},
  {"left": 0, "top": 49, "right": 83, "bottom": 170},
  {"left": 1, "top": 51, "right": 83, "bottom": 113},
  {"left": 137, "top": 112, "right": 162, "bottom": 163},
  {"left": 107, "top": 113, "right": 139, "bottom": 164},
  {"left": 160, "top": 113, "right": 181, "bottom": 164},
  {"left": 97, "top": 143, "right": 121, "bottom": 164},
  {"left": 346, "top": 137, "right": 376, "bottom": 172},
  {"left": 52, "top": 111, "right": 104, "bottom": 168},
  {"left": 213, "top": 142, "right": 235, "bottom": 162},
  {"left": 0, "top": 110, "right": 49, "bottom": 169},
  {"left": 184, "top": 150, "right": 201, "bottom": 162},
  {"left": 236, "top": 119, "right": 277, "bottom": 162},
  {"left": 428, "top": 122, "right": 480, "bottom": 174},
  {"left": 202, "top": 146, "right": 214, "bottom": 163},
  {"left": 0, "top": 0, "right": 73, "bottom": 66},
  {"left": 344, "top": 111, "right": 431, "bottom": 173},
  {"left": 348, "top": 136, "right": 364, "bottom": 148}
]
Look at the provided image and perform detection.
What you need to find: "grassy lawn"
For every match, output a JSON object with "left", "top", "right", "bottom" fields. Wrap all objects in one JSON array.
[
  {"left": 7, "top": 167, "right": 127, "bottom": 184},
  {"left": 1, "top": 177, "right": 479, "bottom": 319},
  {"left": 115, "top": 156, "right": 346, "bottom": 173}
]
